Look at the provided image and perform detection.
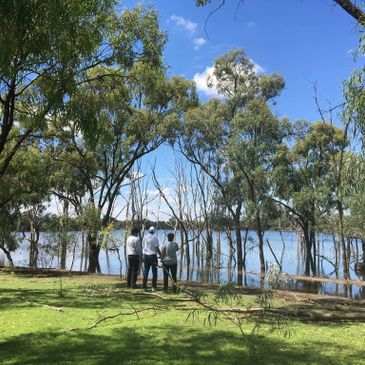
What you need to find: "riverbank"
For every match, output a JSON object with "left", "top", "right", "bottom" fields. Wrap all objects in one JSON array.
[
  {"left": 1, "top": 271, "right": 365, "bottom": 364},
  {"left": 2, "top": 266, "right": 364, "bottom": 299}
]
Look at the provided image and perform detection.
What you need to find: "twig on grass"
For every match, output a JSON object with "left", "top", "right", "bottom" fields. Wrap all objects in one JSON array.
[
  {"left": 62, "top": 306, "right": 160, "bottom": 332},
  {"left": 21, "top": 297, "right": 64, "bottom": 312}
]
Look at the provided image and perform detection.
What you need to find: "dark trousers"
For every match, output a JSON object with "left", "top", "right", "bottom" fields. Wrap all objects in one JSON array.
[
  {"left": 127, "top": 255, "right": 140, "bottom": 288},
  {"left": 163, "top": 263, "right": 177, "bottom": 293},
  {"left": 143, "top": 254, "right": 158, "bottom": 288}
]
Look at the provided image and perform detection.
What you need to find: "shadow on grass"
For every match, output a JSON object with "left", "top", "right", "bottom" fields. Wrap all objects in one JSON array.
[
  {"left": 0, "top": 284, "right": 167, "bottom": 314},
  {"left": 1, "top": 324, "right": 364, "bottom": 365}
]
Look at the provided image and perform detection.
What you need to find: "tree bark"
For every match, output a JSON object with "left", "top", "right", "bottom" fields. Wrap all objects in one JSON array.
[
  {"left": 59, "top": 200, "right": 69, "bottom": 270},
  {"left": 334, "top": 0, "right": 365, "bottom": 24},
  {"left": 0, "top": 243, "right": 14, "bottom": 271},
  {"left": 337, "top": 200, "right": 350, "bottom": 280},
  {"left": 87, "top": 232, "right": 101, "bottom": 273},
  {"left": 303, "top": 222, "right": 312, "bottom": 276},
  {"left": 255, "top": 211, "right": 266, "bottom": 283},
  {"left": 234, "top": 219, "right": 243, "bottom": 286}
]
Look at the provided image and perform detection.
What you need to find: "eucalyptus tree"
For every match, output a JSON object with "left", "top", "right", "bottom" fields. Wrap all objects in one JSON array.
[
  {"left": 0, "top": 140, "right": 52, "bottom": 268},
  {"left": 180, "top": 98, "right": 247, "bottom": 283},
  {"left": 51, "top": 158, "right": 90, "bottom": 270},
  {"left": 341, "top": 152, "right": 365, "bottom": 266},
  {"left": 181, "top": 49, "right": 285, "bottom": 283},
  {"left": 0, "top": 0, "right": 118, "bottom": 205},
  {"left": 272, "top": 121, "right": 346, "bottom": 276},
  {"left": 227, "top": 98, "right": 288, "bottom": 278},
  {"left": 51, "top": 25, "right": 197, "bottom": 272}
]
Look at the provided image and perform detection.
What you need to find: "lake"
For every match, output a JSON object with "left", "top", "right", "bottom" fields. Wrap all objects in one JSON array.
[{"left": 3, "top": 229, "right": 365, "bottom": 299}]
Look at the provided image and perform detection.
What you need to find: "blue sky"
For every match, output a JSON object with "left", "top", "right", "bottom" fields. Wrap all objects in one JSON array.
[
  {"left": 124, "top": 0, "right": 361, "bottom": 121},
  {"left": 52, "top": 1, "right": 364, "bottom": 218},
  {"left": 114, "top": 0, "right": 364, "bottom": 220}
]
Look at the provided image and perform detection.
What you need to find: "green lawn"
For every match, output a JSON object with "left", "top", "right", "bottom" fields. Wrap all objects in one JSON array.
[{"left": 0, "top": 271, "right": 364, "bottom": 365}]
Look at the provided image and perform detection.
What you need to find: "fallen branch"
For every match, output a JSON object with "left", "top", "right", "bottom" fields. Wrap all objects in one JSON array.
[
  {"left": 63, "top": 306, "right": 160, "bottom": 332},
  {"left": 21, "top": 297, "right": 64, "bottom": 312},
  {"left": 120, "top": 289, "right": 365, "bottom": 322},
  {"left": 118, "top": 289, "right": 195, "bottom": 302}
]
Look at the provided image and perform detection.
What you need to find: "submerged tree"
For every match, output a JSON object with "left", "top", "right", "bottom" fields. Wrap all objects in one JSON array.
[
  {"left": 272, "top": 121, "right": 347, "bottom": 276},
  {"left": 181, "top": 49, "right": 285, "bottom": 284}
]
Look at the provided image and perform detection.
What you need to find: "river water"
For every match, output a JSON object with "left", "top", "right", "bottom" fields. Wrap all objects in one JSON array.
[{"left": 4, "top": 229, "right": 365, "bottom": 299}]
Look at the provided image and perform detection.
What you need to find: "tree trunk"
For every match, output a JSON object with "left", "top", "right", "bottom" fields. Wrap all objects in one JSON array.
[
  {"left": 303, "top": 223, "right": 313, "bottom": 276},
  {"left": 0, "top": 243, "right": 14, "bottom": 271},
  {"left": 310, "top": 230, "right": 317, "bottom": 276},
  {"left": 184, "top": 229, "right": 190, "bottom": 280},
  {"left": 234, "top": 219, "right": 243, "bottom": 286},
  {"left": 215, "top": 230, "right": 221, "bottom": 284},
  {"left": 255, "top": 211, "right": 265, "bottom": 284},
  {"left": 87, "top": 232, "right": 101, "bottom": 273},
  {"left": 337, "top": 201, "right": 349, "bottom": 280},
  {"left": 27, "top": 206, "right": 40, "bottom": 269},
  {"left": 59, "top": 200, "right": 69, "bottom": 270},
  {"left": 29, "top": 226, "right": 38, "bottom": 268},
  {"left": 206, "top": 229, "right": 213, "bottom": 271}
]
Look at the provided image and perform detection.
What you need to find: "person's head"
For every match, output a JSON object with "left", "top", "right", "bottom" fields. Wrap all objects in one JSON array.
[
  {"left": 167, "top": 233, "right": 175, "bottom": 242},
  {"left": 148, "top": 226, "right": 156, "bottom": 234},
  {"left": 131, "top": 227, "right": 139, "bottom": 236}
]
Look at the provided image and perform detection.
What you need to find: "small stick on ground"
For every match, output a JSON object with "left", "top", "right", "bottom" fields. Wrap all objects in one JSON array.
[
  {"left": 21, "top": 297, "right": 64, "bottom": 312},
  {"left": 63, "top": 306, "right": 160, "bottom": 333}
]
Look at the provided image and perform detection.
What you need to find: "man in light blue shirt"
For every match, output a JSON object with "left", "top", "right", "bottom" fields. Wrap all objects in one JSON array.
[
  {"left": 142, "top": 226, "right": 161, "bottom": 291},
  {"left": 161, "top": 232, "right": 179, "bottom": 293}
]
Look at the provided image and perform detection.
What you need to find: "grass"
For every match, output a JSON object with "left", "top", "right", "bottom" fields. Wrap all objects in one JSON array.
[{"left": 0, "top": 271, "right": 365, "bottom": 365}]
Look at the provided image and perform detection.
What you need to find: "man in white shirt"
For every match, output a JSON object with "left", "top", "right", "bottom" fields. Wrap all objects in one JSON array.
[
  {"left": 126, "top": 227, "right": 142, "bottom": 288},
  {"left": 142, "top": 226, "right": 161, "bottom": 291}
]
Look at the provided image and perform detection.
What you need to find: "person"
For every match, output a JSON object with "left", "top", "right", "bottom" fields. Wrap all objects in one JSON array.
[
  {"left": 126, "top": 227, "right": 142, "bottom": 289},
  {"left": 142, "top": 226, "right": 161, "bottom": 291},
  {"left": 161, "top": 233, "right": 179, "bottom": 293}
]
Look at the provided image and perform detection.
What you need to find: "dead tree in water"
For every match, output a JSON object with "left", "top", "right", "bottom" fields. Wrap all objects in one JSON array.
[{"left": 152, "top": 163, "right": 192, "bottom": 279}]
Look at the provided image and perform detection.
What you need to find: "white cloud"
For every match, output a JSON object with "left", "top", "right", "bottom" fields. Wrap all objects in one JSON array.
[
  {"left": 193, "top": 66, "right": 219, "bottom": 97},
  {"left": 193, "top": 59, "right": 265, "bottom": 97},
  {"left": 169, "top": 15, "right": 197, "bottom": 34},
  {"left": 193, "top": 37, "right": 207, "bottom": 50},
  {"left": 252, "top": 61, "right": 264, "bottom": 74}
]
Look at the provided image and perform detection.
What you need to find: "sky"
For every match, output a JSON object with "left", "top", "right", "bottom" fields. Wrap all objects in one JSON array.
[
  {"left": 51, "top": 0, "right": 364, "bottom": 219},
  {"left": 118, "top": 0, "right": 363, "bottom": 220},
  {"left": 125, "top": 0, "right": 361, "bottom": 121}
]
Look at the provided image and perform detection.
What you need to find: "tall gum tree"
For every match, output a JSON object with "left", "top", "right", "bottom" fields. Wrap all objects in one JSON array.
[
  {"left": 51, "top": 15, "right": 198, "bottom": 272},
  {"left": 180, "top": 49, "right": 285, "bottom": 284},
  {"left": 271, "top": 121, "right": 347, "bottom": 276},
  {"left": 0, "top": 140, "right": 52, "bottom": 268},
  {"left": 0, "top": 0, "right": 116, "bottom": 195}
]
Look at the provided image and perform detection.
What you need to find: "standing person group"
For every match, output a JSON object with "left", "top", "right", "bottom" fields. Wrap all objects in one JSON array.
[{"left": 125, "top": 226, "right": 179, "bottom": 293}]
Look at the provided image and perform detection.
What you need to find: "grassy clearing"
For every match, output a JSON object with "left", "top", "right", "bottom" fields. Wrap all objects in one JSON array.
[{"left": 0, "top": 271, "right": 365, "bottom": 365}]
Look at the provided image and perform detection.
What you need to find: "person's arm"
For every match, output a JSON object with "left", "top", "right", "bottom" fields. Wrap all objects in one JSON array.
[
  {"left": 136, "top": 238, "right": 142, "bottom": 257},
  {"left": 160, "top": 245, "right": 166, "bottom": 258}
]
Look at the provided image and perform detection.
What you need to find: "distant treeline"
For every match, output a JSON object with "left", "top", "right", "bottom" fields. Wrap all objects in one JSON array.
[{"left": 15, "top": 212, "right": 302, "bottom": 233}]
